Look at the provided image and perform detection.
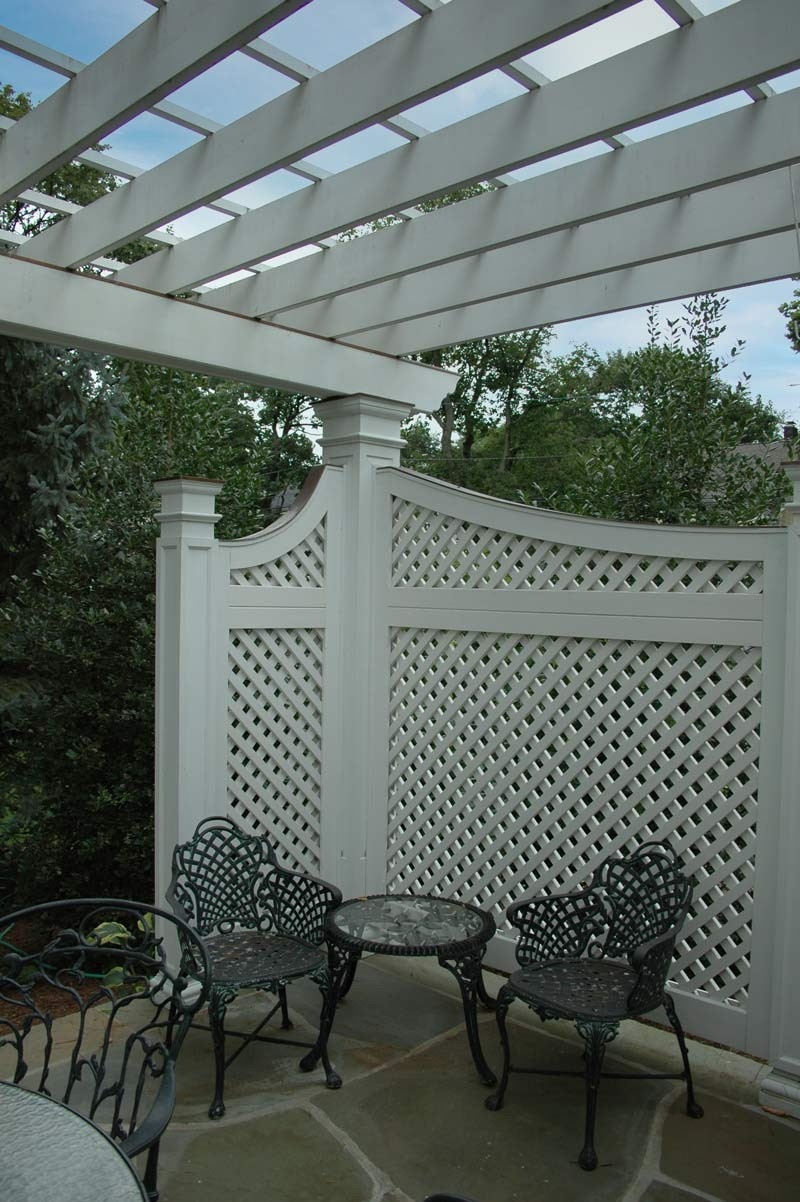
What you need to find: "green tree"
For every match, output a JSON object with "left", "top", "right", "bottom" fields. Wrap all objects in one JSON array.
[
  {"left": 0, "top": 336, "right": 125, "bottom": 596},
  {"left": 779, "top": 285, "right": 800, "bottom": 353},
  {"left": 0, "top": 363, "right": 318, "bottom": 905},
  {"left": 561, "top": 295, "right": 789, "bottom": 525}
]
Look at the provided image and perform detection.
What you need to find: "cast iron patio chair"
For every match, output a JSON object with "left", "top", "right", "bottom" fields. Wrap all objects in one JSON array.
[
  {"left": 0, "top": 897, "right": 210, "bottom": 1201},
  {"left": 167, "top": 815, "right": 342, "bottom": 1118},
  {"left": 485, "top": 841, "right": 703, "bottom": 1170}
]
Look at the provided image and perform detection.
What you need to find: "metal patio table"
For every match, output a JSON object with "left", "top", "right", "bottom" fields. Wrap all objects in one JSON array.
[
  {"left": 0, "top": 1080, "right": 148, "bottom": 1202},
  {"left": 321, "top": 893, "right": 498, "bottom": 1086}
]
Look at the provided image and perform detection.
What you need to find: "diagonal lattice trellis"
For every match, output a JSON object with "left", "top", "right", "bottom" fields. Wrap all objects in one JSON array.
[
  {"left": 230, "top": 518, "right": 326, "bottom": 587},
  {"left": 387, "top": 628, "right": 761, "bottom": 1006},
  {"left": 227, "top": 627, "right": 324, "bottom": 875},
  {"left": 391, "top": 500, "right": 763, "bottom": 593}
]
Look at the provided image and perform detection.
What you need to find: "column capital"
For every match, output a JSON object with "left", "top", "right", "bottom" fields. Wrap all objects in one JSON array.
[
  {"left": 313, "top": 394, "right": 415, "bottom": 461},
  {"left": 154, "top": 477, "right": 223, "bottom": 537}
]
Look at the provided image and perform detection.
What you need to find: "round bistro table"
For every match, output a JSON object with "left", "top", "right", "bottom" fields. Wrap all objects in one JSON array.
[
  {"left": 0, "top": 1080, "right": 148, "bottom": 1202},
  {"left": 322, "top": 893, "right": 498, "bottom": 1086}
]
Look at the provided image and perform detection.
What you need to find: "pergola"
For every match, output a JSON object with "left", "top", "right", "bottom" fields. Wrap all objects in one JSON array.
[
  {"left": 3, "top": 0, "right": 800, "bottom": 1123},
  {"left": 0, "top": 0, "right": 798, "bottom": 409}
]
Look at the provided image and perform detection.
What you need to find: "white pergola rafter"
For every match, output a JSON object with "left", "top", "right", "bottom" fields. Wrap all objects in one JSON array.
[
  {"left": 266, "top": 170, "right": 799, "bottom": 340},
  {"left": 202, "top": 89, "right": 800, "bottom": 322},
  {"left": 0, "top": 0, "right": 311, "bottom": 203},
  {"left": 114, "top": 0, "right": 799, "bottom": 301},
  {"left": 347, "top": 231, "right": 796, "bottom": 355},
  {"left": 0, "top": 0, "right": 796, "bottom": 390},
  {"left": 15, "top": 0, "right": 637, "bottom": 269}
]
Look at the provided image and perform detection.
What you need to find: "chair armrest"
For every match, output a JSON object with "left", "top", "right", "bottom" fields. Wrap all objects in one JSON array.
[
  {"left": 119, "top": 1060, "right": 176, "bottom": 1159},
  {"left": 264, "top": 867, "right": 342, "bottom": 945},
  {"left": 507, "top": 889, "right": 608, "bottom": 966},
  {"left": 626, "top": 918, "right": 683, "bottom": 1014}
]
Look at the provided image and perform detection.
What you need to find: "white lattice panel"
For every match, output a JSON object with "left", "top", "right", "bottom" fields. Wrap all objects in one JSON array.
[
  {"left": 391, "top": 500, "right": 763, "bottom": 593},
  {"left": 230, "top": 518, "right": 326, "bottom": 587},
  {"left": 227, "top": 627, "right": 324, "bottom": 874},
  {"left": 387, "top": 628, "right": 761, "bottom": 1007}
]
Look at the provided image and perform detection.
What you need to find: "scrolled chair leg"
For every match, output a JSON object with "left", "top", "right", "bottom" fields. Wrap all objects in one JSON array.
[
  {"left": 299, "top": 965, "right": 342, "bottom": 1089},
  {"left": 208, "top": 990, "right": 229, "bottom": 1119},
  {"left": 485, "top": 989, "right": 513, "bottom": 1112},
  {"left": 279, "top": 985, "right": 293, "bottom": 1030},
  {"left": 142, "top": 1140, "right": 161, "bottom": 1202},
  {"left": 663, "top": 992, "right": 704, "bottom": 1119},
  {"left": 576, "top": 1020, "right": 618, "bottom": 1171}
]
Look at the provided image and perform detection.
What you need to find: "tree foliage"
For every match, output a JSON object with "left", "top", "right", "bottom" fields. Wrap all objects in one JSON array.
[
  {"left": 561, "top": 296, "right": 788, "bottom": 525},
  {"left": 0, "top": 335, "right": 125, "bottom": 595},
  {"left": 0, "top": 362, "right": 317, "bottom": 905},
  {"left": 779, "top": 284, "right": 800, "bottom": 353}
]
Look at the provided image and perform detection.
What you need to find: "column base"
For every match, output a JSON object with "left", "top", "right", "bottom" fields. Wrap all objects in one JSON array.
[{"left": 758, "top": 1068, "right": 800, "bottom": 1119}]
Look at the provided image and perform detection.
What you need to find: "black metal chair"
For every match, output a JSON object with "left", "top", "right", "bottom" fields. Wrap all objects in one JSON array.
[
  {"left": 167, "top": 814, "right": 342, "bottom": 1119},
  {"left": 485, "top": 841, "right": 703, "bottom": 1170},
  {"left": 0, "top": 897, "right": 210, "bottom": 1201}
]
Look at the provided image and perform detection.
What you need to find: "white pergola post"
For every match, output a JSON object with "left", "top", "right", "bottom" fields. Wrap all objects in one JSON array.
[
  {"left": 313, "top": 395, "right": 413, "bottom": 897},
  {"left": 759, "top": 462, "right": 800, "bottom": 1118},
  {"left": 153, "top": 478, "right": 223, "bottom": 907}
]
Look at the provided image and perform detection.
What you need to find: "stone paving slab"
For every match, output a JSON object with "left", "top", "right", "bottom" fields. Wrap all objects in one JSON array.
[
  {"left": 149, "top": 958, "right": 800, "bottom": 1202},
  {"left": 660, "top": 1090, "right": 800, "bottom": 1202}
]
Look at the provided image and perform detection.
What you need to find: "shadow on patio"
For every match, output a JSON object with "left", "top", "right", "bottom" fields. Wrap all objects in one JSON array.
[{"left": 144, "top": 959, "right": 798, "bottom": 1202}]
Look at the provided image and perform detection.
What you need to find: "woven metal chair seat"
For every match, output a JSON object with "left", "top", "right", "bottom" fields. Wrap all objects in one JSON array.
[
  {"left": 508, "top": 959, "right": 639, "bottom": 1022},
  {"left": 205, "top": 930, "right": 324, "bottom": 987},
  {"left": 485, "top": 842, "right": 703, "bottom": 1171}
]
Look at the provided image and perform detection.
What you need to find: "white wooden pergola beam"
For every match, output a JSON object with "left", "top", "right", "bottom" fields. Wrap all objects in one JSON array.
[
  {"left": 280, "top": 170, "right": 794, "bottom": 339},
  {"left": 0, "top": 254, "right": 454, "bottom": 408},
  {"left": 213, "top": 90, "right": 800, "bottom": 320},
  {"left": 654, "top": 0, "right": 702, "bottom": 26},
  {"left": 127, "top": 0, "right": 799, "bottom": 302},
  {"left": 18, "top": 0, "right": 637, "bottom": 269},
  {"left": 0, "top": 112, "right": 252, "bottom": 223},
  {"left": 0, "top": 1, "right": 309, "bottom": 203},
  {"left": 0, "top": 24, "right": 226, "bottom": 138},
  {"left": 348, "top": 232, "right": 795, "bottom": 356}
]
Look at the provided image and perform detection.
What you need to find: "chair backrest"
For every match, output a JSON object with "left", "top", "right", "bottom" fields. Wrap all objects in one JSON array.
[
  {"left": 0, "top": 898, "right": 210, "bottom": 1144},
  {"left": 167, "top": 815, "right": 276, "bottom": 937},
  {"left": 592, "top": 841, "right": 693, "bottom": 959}
]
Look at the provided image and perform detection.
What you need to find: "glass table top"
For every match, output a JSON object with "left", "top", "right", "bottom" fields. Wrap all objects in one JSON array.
[
  {"left": 328, "top": 894, "right": 491, "bottom": 950},
  {"left": 0, "top": 1081, "right": 147, "bottom": 1202}
]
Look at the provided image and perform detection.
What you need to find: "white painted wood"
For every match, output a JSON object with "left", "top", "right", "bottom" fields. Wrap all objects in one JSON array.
[
  {"left": 211, "top": 89, "right": 800, "bottom": 319},
  {"left": 276, "top": 170, "right": 796, "bottom": 337},
  {"left": 0, "top": 255, "right": 456, "bottom": 410},
  {"left": 377, "top": 467, "right": 777, "bottom": 1046},
  {"left": 0, "top": 1, "right": 307, "bottom": 203},
  {"left": 21, "top": 0, "right": 625, "bottom": 270},
  {"left": 131, "top": 0, "right": 800, "bottom": 302},
  {"left": 153, "top": 479, "right": 224, "bottom": 908},
  {"left": 744, "top": 541, "right": 788, "bottom": 1059},
  {"left": 352, "top": 229, "right": 795, "bottom": 353},
  {"left": 0, "top": 23, "right": 225, "bottom": 137},
  {"left": 759, "top": 467, "right": 800, "bottom": 1115},
  {"left": 313, "top": 397, "right": 415, "bottom": 895}
]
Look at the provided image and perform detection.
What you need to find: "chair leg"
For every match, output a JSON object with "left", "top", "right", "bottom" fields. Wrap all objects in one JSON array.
[
  {"left": 576, "top": 1020, "right": 618, "bottom": 1171},
  {"left": 663, "top": 992, "right": 704, "bottom": 1119},
  {"left": 298, "top": 964, "right": 342, "bottom": 1089},
  {"left": 142, "top": 1139, "right": 161, "bottom": 1202},
  {"left": 208, "top": 991, "right": 229, "bottom": 1119},
  {"left": 279, "top": 985, "right": 293, "bottom": 1030},
  {"left": 485, "top": 990, "right": 513, "bottom": 1111}
]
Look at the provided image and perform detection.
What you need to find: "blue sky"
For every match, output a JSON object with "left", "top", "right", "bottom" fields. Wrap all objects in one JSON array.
[{"left": 1, "top": 0, "right": 798, "bottom": 420}]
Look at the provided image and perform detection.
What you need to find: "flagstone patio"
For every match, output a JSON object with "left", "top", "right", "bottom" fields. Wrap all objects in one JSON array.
[{"left": 145, "top": 958, "right": 800, "bottom": 1202}]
